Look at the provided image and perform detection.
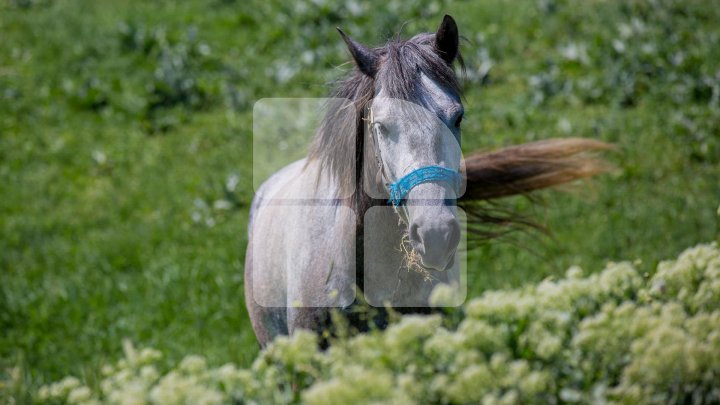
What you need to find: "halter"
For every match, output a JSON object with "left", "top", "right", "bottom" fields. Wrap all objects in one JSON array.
[
  {"left": 367, "top": 107, "right": 463, "bottom": 207},
  {"left": 388, "top": 166, "right": 462, "bottom": 206}
]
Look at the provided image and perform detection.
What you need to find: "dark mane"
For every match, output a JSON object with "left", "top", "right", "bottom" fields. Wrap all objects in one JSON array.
[{"left": 377, "top": 33, "right": 462, "bottom": 101}]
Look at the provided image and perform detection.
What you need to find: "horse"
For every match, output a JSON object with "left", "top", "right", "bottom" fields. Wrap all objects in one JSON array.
[{"left": 245, "top": 15, "right": 610, "bottom": 347}]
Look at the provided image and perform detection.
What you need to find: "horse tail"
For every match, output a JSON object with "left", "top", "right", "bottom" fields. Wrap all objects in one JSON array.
[{"left": 458, "top": 138, "right": 614, "bottom": 242}]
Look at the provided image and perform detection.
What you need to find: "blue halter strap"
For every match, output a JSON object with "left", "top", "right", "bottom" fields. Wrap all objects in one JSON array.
[{"left": 388, "top": 166, "right": 462, "bottom": 206}]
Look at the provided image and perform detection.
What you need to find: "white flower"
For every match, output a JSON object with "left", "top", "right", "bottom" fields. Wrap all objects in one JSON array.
[
  {"left": 91, "top": 150, "right": 107, "bottom": 165},
  {"left": 179, "top": 355, "right": 207, "bottom": 374},
  {"left": 67, "top": 386, "right": 92, "bottom": 404},
  {"left": 429, "top": 282, "right": 462, "bottom": 307}
]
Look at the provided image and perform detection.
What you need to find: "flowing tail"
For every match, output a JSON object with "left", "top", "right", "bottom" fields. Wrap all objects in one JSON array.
[{"left": 458, "top": 138, "right": 614, "bottom": 242}]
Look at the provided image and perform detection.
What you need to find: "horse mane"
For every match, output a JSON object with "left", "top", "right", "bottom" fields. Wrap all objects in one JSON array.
[{"left": 307, "top": 31, "right": 612, "bottom": 243}]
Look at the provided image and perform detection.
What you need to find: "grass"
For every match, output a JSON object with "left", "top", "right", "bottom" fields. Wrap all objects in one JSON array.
[{"left": 1, "top": 0, "right": 719, "bottom": 398}]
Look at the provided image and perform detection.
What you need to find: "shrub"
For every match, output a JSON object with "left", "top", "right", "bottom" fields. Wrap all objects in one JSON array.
[{"left": 37, "top": 242, "right": 720, "bottom": 404}]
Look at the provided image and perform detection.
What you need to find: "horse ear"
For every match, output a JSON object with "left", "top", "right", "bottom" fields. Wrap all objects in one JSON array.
[
  {"left": 435, "top": 15, "right": 459, "bottom": 65},
  {"left": 337, "top": 27, "right": 379, "bottom": 77}
]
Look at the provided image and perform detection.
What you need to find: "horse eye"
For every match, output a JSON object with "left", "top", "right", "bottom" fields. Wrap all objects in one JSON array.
[
  {"left": 373, "top": 122, "right": 387, "bottom": 136},
  {"left": 454, "top": 114, "right": 463, "bottom": 128}
]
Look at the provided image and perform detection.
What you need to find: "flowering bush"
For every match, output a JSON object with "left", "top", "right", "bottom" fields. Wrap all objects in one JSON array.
[{"left": 39, "top": 243, "right": 720, "bottom": 404}]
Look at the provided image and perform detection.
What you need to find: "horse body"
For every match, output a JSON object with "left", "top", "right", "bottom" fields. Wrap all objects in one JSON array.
[
  {"left": 245, "top": 15, "right": 611, "bottom": 346},
  {"left": 245, "top": 158, "right": 354, "bottom": 342}
]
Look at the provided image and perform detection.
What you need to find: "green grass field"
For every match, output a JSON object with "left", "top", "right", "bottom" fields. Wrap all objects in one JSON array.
[{"left": 1, "top": 0, "right": 719, "bottom": 398}]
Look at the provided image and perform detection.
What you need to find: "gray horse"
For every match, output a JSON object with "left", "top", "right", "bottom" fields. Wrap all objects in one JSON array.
[{"left": 245, "top": 15, "right": 610, "bottom": 347}]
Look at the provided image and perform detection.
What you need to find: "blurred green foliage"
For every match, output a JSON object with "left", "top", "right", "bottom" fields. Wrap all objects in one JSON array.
[{"left": 1, "top": 0, "right": 719, "bottom": 399}]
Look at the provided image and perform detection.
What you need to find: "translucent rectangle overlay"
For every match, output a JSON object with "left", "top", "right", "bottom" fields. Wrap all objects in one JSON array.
[
  {"left": 253, "top": 98, "right": 356, "bottom": 199},
  {"left": 363, "top": 205, "right": 467, "bottom": 307},
  {"left": 250, "top": 204, "right": 356, "bottom": 308},
  {"left": 362, "top": 97, "right": 466, "bottom": 200}
]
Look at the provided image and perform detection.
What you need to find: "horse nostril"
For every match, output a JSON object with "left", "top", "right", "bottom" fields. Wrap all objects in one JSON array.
[
  {"left": 409, "top": 222, "right": 421, "bottom": 245},
  {"left": 409, "top": 222, "right": 427, "bottom": 255},
  {"left": 447, "top": 220, "right": 461, "bottom": 251}
]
